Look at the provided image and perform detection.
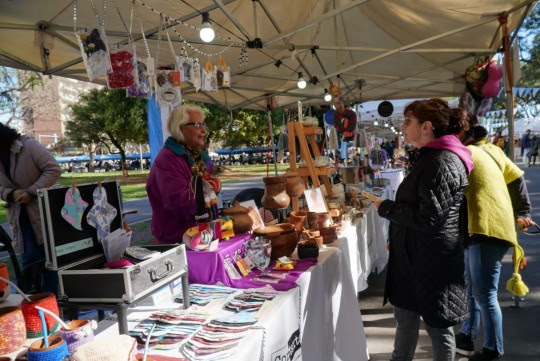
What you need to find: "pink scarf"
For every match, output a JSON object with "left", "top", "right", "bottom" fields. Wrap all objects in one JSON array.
[{"left": 425, "top": 134, "right": 474, "bottom": 175}]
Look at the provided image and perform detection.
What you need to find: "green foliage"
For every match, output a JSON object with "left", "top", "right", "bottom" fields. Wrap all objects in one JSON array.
[
  {"left": 66, "top": 88, "right": 148, "bottom": 175},
  {"left": 0, "top": 67, "right": 42, "bottom": 124}
]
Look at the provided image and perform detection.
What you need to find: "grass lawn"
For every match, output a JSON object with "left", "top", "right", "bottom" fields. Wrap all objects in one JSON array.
[{"left": 0, "top": 164, "right": 291, "bottom": 224}]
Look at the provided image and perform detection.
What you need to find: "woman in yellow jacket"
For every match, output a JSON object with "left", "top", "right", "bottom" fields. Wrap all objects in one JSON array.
[{"left": 456, "top": 126, "right": 532, "bottom": 361}]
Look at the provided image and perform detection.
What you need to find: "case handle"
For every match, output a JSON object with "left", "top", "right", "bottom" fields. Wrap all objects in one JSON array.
[{"left": 147, "top": 259, "right": 174, "bottom": 282}]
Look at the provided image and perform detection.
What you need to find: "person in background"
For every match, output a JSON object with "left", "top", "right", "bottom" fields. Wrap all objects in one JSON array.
[
  {"left": 456, "top": 125, "right": 532, "bottom": 361},
  {"left": 374, "top": 98, "right": 473, "bottom": 361},
  {"left": 0, "top": 123, "right": 61, "bottom": 293},
  {"left": 528, "top": 135, "right": 538, "bottom": 167},
  {"left": 146, "top": 104, "right": 219, "bottom": 245},
  {"left": 521, "top": 129, "right": 532, "bottom": 164}
]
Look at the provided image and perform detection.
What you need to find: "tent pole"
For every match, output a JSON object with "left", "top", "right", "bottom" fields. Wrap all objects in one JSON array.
[
  {"left": 267, "top": 101, "right": 278, "bottom": 176},
  {"left": 212, "top": 0, "right": 252, "bottom": 40},
  {"left": 500, "top": 15, "right": 515, "bottom": 160}
]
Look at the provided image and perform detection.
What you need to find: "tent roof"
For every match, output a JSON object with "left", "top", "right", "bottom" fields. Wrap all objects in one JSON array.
[{"left": 0, "top": 0, "right": 536, "bottom": 110}]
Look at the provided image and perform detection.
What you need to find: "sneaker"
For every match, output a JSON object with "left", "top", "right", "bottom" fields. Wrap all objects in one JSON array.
[
  {"left": 455, "top": 332, "right": 475, "bottom": 356},
  {"left": 469, "top": 348, "right": 501, "bottom": 360}
]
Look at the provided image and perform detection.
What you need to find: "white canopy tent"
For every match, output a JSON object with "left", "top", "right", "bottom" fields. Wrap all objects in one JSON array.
[{"left": 0, "top": 0, "right": 536, "bottom": 111}]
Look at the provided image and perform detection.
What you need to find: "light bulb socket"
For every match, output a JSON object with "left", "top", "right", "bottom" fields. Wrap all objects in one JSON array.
[{"left": 201, "top": 12, "right": 211, "bottom": 24}]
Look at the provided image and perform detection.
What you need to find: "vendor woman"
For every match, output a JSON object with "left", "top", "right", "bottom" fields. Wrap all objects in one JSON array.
[{"left": 146, "top": 104, "right": 220, "bottom": 245}]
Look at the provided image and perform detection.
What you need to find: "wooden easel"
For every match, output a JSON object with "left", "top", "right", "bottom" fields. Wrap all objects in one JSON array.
[{"left": 287, "top": 121, "right": 333, "bottom": 212}]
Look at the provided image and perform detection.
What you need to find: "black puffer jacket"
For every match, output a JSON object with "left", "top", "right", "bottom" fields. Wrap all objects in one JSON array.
[{"left": 378, "top": 147, "right": 469, "bottom": 328}]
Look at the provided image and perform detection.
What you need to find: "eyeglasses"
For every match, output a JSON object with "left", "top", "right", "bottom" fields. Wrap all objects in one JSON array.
[{"left": 182, "top": 122, "right": 207, "bottom": 129}]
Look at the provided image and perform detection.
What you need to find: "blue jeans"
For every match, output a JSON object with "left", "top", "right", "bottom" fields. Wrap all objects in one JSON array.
[
  {"left": 460, "top": 241, "right": 509, "bottom": 355},
  {"left": 391, "top": 306, "right": 455, "bottom": 361},
  {"left": 19, "top": 206, "right": 58, "bottom": 295}
]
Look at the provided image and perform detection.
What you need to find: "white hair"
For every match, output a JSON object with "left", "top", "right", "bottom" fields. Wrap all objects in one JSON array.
[{"left": 167, "top": 104, "right": 205, "bottom": 143}]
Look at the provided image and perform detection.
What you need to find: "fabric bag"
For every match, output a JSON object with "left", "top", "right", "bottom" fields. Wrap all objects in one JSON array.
[
  {"left": 175, "top": 55, "right": 194, "bottom": 83},
  {"left": 127, "top": 59, "right": 152, "bottom": 98},
  {"left": 156, "top": 69, "right": 181, "bottom": 107},
  {"left": 202, "top": 61, "right": 218, "bottom": 92},
  {"left": 76, "top": 27, "right": 111, "bottom": 81},
  {"left": 107, "top": 43, "right": 138, "bottom": 89},
  {"left": 216, "top": 57, "right": 231, "bottom": 88}
]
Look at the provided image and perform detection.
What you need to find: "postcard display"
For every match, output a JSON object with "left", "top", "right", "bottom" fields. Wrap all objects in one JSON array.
[{"left": 37, "top": 181, "right": 190, "bottom": 334}]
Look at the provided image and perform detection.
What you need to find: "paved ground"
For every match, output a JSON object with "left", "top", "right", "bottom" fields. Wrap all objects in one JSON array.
[{"left": 359, "top": 163, "right": 540, "bottom": 360}]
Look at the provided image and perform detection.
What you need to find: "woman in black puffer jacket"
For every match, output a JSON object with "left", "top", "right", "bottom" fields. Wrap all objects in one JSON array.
[{"left": 375, "top": 98, "right": 473, "bottom": 361}]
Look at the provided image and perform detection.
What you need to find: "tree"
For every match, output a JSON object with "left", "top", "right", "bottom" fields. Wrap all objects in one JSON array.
[
  {"left": 67, "top": 88, "right": 147, "bottom": 176},
  {"left": 0, "top": 66, "right": 42, "bottom": 126}
]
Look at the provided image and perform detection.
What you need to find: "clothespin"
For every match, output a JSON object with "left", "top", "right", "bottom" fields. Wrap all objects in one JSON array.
[
  {"left": 123, "top": 221, "right": 132, "bottom": 233},
  {"left": 98, "top": 180, "right": 102, "bottom": 193},
  {"left": 72, "top": 180, "right": 77, "bottom": 191}
]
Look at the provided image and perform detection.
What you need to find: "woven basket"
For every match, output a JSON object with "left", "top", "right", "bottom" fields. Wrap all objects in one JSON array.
[
  {"left": 27, "top": 336, "right": 69, "bottom": 361},
  {"left": 21, "top": 293, "right": 60, "bottom": 338},
  {"left": 59, "top": 319, "right": 95, "bottom": 354},
  {"left": 0, "top": 306, "right": 26, "bottom": 355}
]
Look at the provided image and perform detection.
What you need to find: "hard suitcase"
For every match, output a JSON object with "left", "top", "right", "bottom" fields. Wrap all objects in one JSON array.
[{"left": 37, "top": 181, "right": 189, "bottom": 304}]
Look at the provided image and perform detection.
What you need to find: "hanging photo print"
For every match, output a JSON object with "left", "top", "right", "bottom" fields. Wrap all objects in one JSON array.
[
  {"left": 175, "top": 56, "right": 194, "bottom": 83},
  {"left": 193, "top": 59, "right": 202, "bottom": 92},
  {"left": 156, "top": 69, "right": 181, "bottom": 107},
  {"left": 76, "top": 27, "right": 110, "bottom": 81},
  {"left": 127, "top": 60, "right": 152, "bottom": 98},
  {"left": 107, "top": 43, "right": 138, "bottom": 89},
  {"left": 216, "top": 58, "right": 231, "bottom": 88},
  {"left": 202, "top": 61, "right": 218, "bottom": 92}
]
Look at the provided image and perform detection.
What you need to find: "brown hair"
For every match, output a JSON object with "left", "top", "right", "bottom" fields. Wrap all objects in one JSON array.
[{"left": 404, "top": 98, "right": 469, "bottom": 138}]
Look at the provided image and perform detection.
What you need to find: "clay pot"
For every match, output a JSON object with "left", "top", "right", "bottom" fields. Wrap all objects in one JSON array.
[
  {"left": 319, "top": 226, "right": 337, "bottom": 236},
  {"left": 222, "top": 203, "right": 254, "bottom": 234},
  {"left": 253, "top": 223, "right": 298, "bottom": 259},
  {"left": 317, "top": 212, "right": 332, "bottom": 228},
  {"left": 261, "top": 176, "right": 290, "bottom": 210},
  {"left": 283, "top": 172, "right": 305, "bottom": 197},
  {"left": 28, "top": 335, "right": 69, "bottom": 361},
  {"left": 307, "top": 212, "right": 319, "bottom": 229},
  {"left": 0, "top": 306, "right": 26, "bottom": 355},
  {"left": 288, "top": 211, "right": 307, "bottom": 232}
]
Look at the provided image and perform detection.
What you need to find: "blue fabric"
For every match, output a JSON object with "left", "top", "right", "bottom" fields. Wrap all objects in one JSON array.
[
  {"left": 19, "top": 206, "right": 58, "bottom": 295},
  {"left": 340, "top": 140, "right": 348, "bottom": 159},
  {"left": 460, "top": 242, "right": 509, "bottom": 355},
  {"left": 147, "top": 95, "right": 164, "bottom": 166}
]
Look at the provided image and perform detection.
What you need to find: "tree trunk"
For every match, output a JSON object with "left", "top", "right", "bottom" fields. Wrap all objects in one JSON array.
[
  {"left": 88, "top": 143, "right": 96, "bottom": 172},
  {"left": 120, "top": 151, "right": 128, "bottom": 177}
]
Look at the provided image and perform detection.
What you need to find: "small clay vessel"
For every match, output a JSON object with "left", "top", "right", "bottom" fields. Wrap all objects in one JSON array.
[
  {"left": 283, "top": 171, "right": 305, "bottom": 197},
  {"left": 261, "top": 176, "right": 290, "bottom": 210},
  {"left": 222, "top": 202, "right": 254, "bottom": 234},
  {"left": 307, "top": 212, "right": 319, "bottom": 229},
  {"left": 288, "top": 211, "right": 307, "bottom": 232},
  {"left": 317, "top": 212, "right": 332, "bottom": 228}
]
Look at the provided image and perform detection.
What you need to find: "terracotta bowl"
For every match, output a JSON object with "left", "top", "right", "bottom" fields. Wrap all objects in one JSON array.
[
  {"left": 253, "top": 223, "right": 296, "bottom": 237},
  {"left": 269, "top": 230, "right": 299, "bottom": 259},
  {"left": 322, "top": 234, "right": 337, "bottom": 244},
  {"left": 319, "top": 226, "right": 337, "bottom": 236}
]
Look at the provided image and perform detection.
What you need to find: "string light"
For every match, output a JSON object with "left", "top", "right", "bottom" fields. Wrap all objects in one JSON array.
[
  {"left": 324, "top": 89, "right": 331, "bottom": 102},
  {"left": 199, "top": 12, "right": 215, "bottom": 42},
  {"left": 297, "top": 72, "right": 306, "bottom": 89}
]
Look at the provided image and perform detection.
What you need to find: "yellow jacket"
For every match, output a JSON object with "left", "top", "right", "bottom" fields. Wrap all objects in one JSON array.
[{"left": 465, "top": 139, "right": 528, "bottom": 296}]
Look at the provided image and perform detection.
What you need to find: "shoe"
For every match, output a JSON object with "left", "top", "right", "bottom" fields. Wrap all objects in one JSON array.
[
  {"left": 455, "top": 332, "right": 475, "bottom": 356},
  {"left": 468, "top": 348, "right": 501, "bottom": 360}
]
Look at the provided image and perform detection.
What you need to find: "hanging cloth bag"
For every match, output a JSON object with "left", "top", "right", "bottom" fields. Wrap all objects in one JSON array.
[
  {"left": 127, "top": 20, "right": 153, "bottom": 98},
  {"left": 216, "top": 58, "right": 231, "bottom": 88},
  {"left": 202, "top": 61, "right": 218, "bottom": 92},
  {"left": 73, "top": 0, "right": 110, "bottom": 81},
  {"left": 175, "top": 55, "right": 194, "bottom": 83}
]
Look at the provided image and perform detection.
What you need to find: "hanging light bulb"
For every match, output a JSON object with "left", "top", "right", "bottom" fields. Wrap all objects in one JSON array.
[
  {"left": 384, "top": 122, "right": 389, "bottom": 128},
  {"left": 199, "top": 12, "right": 215, "bottom": 43},
  {"left": 373, "top": 120, "right": 379, "bottom": 126},
  {"left": 297, "top": 72, "right": 307, "bottom": 89},
  {"left": 324, "top": 89, "right": 331, "bottom": 102}
]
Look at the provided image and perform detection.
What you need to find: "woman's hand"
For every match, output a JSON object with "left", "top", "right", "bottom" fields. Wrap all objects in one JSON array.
[
  {"left": 374, "top": 199, "right": 383, "bottom": 209},
  {"left": 517, "top": 217, "right": 534, "bottom": 231},
  {"left": 14, "top": 190, "right": 32, "bottom": 204}
]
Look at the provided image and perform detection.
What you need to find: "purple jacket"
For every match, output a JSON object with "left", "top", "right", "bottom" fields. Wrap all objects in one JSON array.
[{"left": 146, "top": 145, "right": 212, "bottom": 245}]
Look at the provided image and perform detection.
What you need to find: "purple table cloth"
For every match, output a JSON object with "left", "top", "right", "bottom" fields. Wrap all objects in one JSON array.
[{"left": 187, "top": 234, "right": 317, "bottom": 291}]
